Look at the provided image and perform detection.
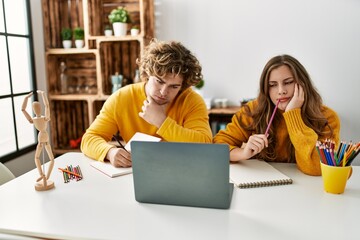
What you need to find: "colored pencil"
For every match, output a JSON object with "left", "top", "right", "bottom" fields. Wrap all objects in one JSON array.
[
  {"left": 265, "top": 99, "right": 280, "bottom": 136},
  {"left": 317, "top": 140, "right": 359, "bottom": 167},
  {"left": 58, "top": 168, "right": 82, "bottom": 178}
]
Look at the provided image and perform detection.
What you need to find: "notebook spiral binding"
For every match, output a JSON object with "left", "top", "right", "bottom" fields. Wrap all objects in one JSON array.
[{"left": 237, "top": 178, "right": 293, "bottom": 189}]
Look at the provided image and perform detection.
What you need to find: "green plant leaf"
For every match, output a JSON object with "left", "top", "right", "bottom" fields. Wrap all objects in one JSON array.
[
  {"left": 61, "top": 28, "right": 72, "bottom": 40},
  {"left": 108, "top": 7, "right": 131, "bottom": 24},
  {"left": 73, "top": 27, "right": 84, "bottom": 40},
  {"left": 195, "top": 79, "right": 204, "bottom": 89}
]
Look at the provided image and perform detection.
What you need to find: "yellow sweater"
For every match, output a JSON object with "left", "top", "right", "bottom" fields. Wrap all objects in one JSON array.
[
  {"left": 213, "top": 100, "right": 340, "bottom": 176},
  {"left": 81, "top": 82, "right": 212, "bottom": 161}
]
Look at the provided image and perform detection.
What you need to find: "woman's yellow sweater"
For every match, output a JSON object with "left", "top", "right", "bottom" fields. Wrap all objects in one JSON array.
[{"left": 213, "top": 100, "right": 340, "bottom": 176}]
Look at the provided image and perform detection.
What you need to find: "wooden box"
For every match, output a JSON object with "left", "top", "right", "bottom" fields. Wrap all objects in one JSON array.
[
  {"left": 42, "top": 0, "right": 85, "bottom": 49},
  {"left": 46, "top": 53, "right": 97, "bottom": 95},
  {"left": 100, "top": 40, "right": 141, "bottom": 95},
  {"left": 50, "top": 100, "right": 89, "bottom": 152},
  {"left": 88, "top": 0, "right": 154, "bottom": 38}
]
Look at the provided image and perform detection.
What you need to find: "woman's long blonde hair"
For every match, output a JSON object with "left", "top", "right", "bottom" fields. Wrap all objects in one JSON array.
[{"left": 239, "top": 55, "right": 332, "bottom": 162}]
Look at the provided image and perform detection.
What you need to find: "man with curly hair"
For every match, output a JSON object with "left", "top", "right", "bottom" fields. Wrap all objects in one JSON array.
[{"left": 81, "top": 39, "right": 212, "bottom": 167}]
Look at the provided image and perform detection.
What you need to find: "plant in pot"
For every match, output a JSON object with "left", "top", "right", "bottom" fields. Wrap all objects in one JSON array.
[
  {"left": 61, "top": 28, "right": 72, "bottom": 49},
  {"left": 130, "top": 25, "right": 139, "bottom": 36},
  {"left": 195, "top": 79, "right": 211, "bottom": 109},
  {"left": 73, "top": 27, "right": 84, "bottom": 48},
  {"left": 194, "top": 78, "right": 205, "bottom": 96},
  {"left": 104, "top": 25, "right": 113, "bottom": 36},
  {"left": 108, "top": 6, "right": 131, "bottom": 37}
]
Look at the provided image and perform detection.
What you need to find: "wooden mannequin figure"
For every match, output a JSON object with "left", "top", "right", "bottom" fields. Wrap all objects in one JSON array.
[{"left": 22, "top": 90, "right": 55, "bottom": 191}]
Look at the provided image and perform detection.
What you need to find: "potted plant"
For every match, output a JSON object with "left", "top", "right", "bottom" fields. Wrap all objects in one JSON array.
[
  {"left": 130, "top": 25, "right": 139, "bottom": 36},
  {"left": 61, "top": 28, "right": 72, "bottom": 49},
  {"left": 108, "top": 6, "right": 131, "bottom": 37},
  {"left": 194, "top": 78, "right": 205, "bottom": 97},
  {"left": 195, "top": 79, "right": 204, "bottom": 89},
  {"left": 104, "top": 25, "right": 113, "bottom": 36},
  {"left": 73, "top": 27, "right": 84, "bottom": 48}
]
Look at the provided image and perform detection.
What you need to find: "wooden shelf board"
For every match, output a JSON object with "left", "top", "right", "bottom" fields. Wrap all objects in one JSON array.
[
  {"left": 208, "top": 106, "right": 240, "bottom": 115},
  {"left": 46, "top": 48, "right": 98, "bottom": 55}
]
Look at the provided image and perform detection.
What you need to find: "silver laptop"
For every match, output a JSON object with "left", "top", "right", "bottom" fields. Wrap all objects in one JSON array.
[{"left": 131, "top": 141, "right": 233, "bottom": 209}]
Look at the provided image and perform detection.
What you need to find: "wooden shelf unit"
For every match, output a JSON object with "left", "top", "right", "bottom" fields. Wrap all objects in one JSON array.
[
  {"left": 208, "top": 106, "right": 240, "bottom": 135},
  {"left": 41, "top": 0, "right": 154, "bottom": 155}
]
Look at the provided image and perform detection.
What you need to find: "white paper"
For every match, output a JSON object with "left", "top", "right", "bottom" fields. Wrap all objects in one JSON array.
[
  {"left": 125, "top": 132, "right": 161, "bottom": 151},
  {"left": 90, "top": 161, "right": 132, "bottom": 178}
]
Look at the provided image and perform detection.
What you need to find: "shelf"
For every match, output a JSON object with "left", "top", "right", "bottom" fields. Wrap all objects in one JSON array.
[
  {"left": 50, "top": 100, "right": 89, "bottom": 152},
  {"left": 87, "top": 0, "right": 154, "bottom": 38},
  {"left": 208, "top": 106, "right": 240, "bottom": 115},
  {"left": 99, "top": 40, "right": 141, "bottom": 95},
  {"left": 208, "top": 106, "right": 240, "bottom": 136},
  {"left": 88, "top": 35, "right": 143, "bottom": 42},
  {"left": 46, "top": 49, "right": 98, "bottom": 55},
  {"left": 93, "top": 100, "right": 106, "bottom": 119},
  {"left": 42, "top": 0, "right": 85, "bottom": 49},
  {"left": 46, "top": 53, "right": 97, "bottom": 95},
  {"left": 41, "top": 0, "right": 154, "bottom": 153},
  {"left": 49, "top": 94, "right": 98, "bottom": 101}
]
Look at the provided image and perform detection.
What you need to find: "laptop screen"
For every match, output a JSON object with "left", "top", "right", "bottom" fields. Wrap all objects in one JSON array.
[{"left": 131, "top": 141, "right": 233, "bottom": 209}]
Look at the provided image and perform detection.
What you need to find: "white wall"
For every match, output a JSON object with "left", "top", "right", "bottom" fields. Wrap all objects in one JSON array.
[
  {"left": 155, "top": 0, "right": 360, "bottom": 164},
  {"left": 7, "top": 0, "right": 359, "bottom": 174}
]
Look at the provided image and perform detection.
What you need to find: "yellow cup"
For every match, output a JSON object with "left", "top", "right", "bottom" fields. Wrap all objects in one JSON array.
[{"left": 320, "top": 162, "right": 352, "bottom": 194}]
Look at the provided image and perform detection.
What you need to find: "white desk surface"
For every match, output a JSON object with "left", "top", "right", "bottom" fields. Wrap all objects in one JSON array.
[{"left": 0, "top": 152, "right": 359, "bottom": 240}]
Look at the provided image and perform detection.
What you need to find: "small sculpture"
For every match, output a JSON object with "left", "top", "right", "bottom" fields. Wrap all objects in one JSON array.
[{"left": 22, "top": 90, "right": 55, "bottom": 191}]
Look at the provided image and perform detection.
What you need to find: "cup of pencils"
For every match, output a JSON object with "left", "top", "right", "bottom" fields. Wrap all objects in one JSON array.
[{"left": 316, "top": 140, "right": 359, "bottom": 194}]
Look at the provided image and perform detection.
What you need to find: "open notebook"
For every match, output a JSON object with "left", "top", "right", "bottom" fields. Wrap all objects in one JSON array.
[
  {"left": 90, "top": 161, "right": 132, "bottom": 178},
  {"left": 230, "top": 159, "right": 293, "bottom": 188}
]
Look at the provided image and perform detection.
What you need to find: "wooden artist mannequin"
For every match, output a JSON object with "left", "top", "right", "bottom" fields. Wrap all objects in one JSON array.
[{"left": 22, "top": 90, "right": 55, "bottom": 191}]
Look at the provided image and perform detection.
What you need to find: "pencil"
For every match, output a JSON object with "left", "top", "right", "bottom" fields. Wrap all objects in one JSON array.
[
  {"left": 58, "top": 168, "right": 82, "bottom": 178},
  {"left": 346, "top": 148, "right": 360, "bottom": 166},
  {"left": 264, "top": 99, "right": 280, "bottom": 136},
  {"left": 113, "top": 134, "right": 129, "bottom": 153}
]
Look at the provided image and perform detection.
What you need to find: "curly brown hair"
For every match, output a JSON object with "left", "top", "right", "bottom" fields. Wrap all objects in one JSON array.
[
  {"left": 239, "top": 54, "right": 332, "bottom": 162},
  {"left": 136, "top": 39, "right": 203, "bottom": 90}
]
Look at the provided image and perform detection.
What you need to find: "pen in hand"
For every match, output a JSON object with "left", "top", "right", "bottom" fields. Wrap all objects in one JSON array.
[
  {"left": 264, "top": 99, "right": 280, "bottom": 136},
  {"left": 113, "top": 135, "right": 129, "bottom": 153}
]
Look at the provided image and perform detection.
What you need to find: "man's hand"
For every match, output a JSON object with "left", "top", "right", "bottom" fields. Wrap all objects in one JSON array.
[
  {"left": 106, "top": 148, "right": 132, "bottom": 168},
  {"left": 138, "top": 97, "right": 167, "bottom": 128}
]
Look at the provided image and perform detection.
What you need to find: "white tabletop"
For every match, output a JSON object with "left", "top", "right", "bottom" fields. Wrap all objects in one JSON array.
[{"left": 0, "top": 152, "right": 359, "bottom": 240}]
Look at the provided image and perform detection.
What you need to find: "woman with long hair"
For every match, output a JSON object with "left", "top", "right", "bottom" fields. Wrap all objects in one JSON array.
[{"left": 213, "top": 55, "right": 340, "bottom": 175}]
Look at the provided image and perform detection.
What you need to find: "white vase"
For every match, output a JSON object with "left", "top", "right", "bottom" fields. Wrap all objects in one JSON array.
[
  {"left": 113, "top": 22, "right": 127, "bottom": 36},
  {"left": 62, "top": 40, "right": 72, "bottom": 49},
  {"left": 75, "top": 40, "right": 84, "bottom": 48},
  {"left": 131, "top": 28, "right": 139, "bottom": 36},
  {"left": 104, "top": 29, "right": 113, "bottom": 36}
]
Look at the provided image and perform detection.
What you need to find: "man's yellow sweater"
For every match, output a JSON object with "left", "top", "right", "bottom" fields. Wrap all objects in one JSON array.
[
  {"left": 213, "top": 100, "right": 340, "bottom": 176},
  {"left": 81, "top": 82, "right": 212, "bottom": 162}
]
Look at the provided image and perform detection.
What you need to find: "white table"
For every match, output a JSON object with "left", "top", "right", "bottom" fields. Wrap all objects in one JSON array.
[{"left": 0, "top": 152, "right": 359, "bottom": 240}]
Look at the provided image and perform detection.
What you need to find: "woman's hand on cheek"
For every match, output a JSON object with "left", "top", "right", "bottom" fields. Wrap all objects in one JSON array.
[{"left": 286, "top": 84, "right": 304, "bottom": 111}]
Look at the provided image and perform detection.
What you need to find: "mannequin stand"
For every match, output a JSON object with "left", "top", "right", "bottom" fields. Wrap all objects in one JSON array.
[{"left": 35, "top": 179, "right": 55, "bottom": 191}]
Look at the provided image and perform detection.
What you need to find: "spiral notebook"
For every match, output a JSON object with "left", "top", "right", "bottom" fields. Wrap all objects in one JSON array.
[{"left": 230, "top": 159, "right": 293, "bottom": 188}]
